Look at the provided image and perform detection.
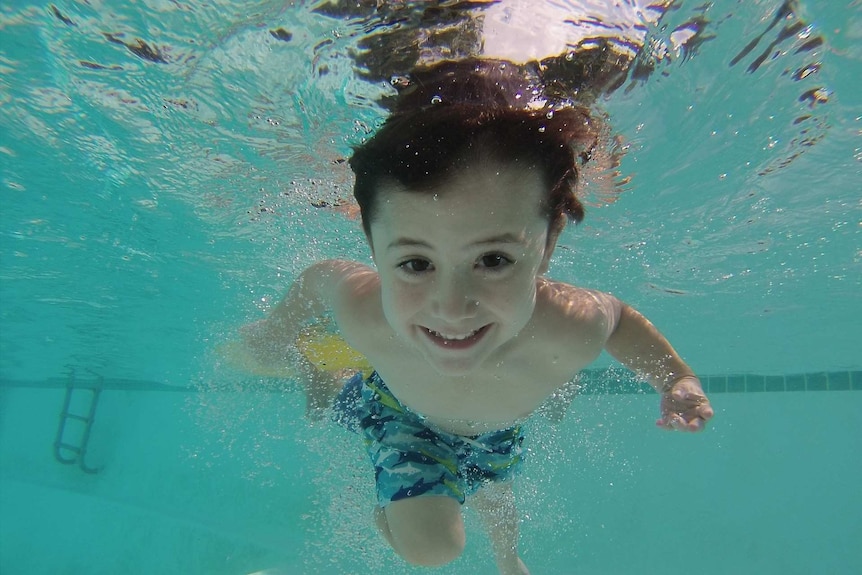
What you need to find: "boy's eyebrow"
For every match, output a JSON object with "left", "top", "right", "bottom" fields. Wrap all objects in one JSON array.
[
  {"left": 387, "top": 233, "right": 526, "bottom": 250},
  {"left": 472, "top": 233, "right": 527, "bottom": 246},
  {"left": 387, "top": 238, "right": 432, "bottom": 250}
]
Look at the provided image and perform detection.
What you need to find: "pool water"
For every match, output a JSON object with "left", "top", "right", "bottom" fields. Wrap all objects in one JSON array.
[{"left": 1, "top": 1, "right": 860, "bottom": 574}]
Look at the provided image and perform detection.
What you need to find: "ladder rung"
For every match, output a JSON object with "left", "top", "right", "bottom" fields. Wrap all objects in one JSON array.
[
  {"left": 57, "top": 443, "right": 82, "bottom": 454},
  {"left": 64, "top": 413, "right": 91, "bottom": 422}
]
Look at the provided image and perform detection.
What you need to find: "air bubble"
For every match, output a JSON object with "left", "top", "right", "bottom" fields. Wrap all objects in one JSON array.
[{"left": 430, "top": 95, "right": 442, "bottom": 105}]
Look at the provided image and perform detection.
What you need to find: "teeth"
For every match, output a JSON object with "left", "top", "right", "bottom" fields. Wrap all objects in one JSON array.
[{"left": 430, "top": 328, "right": 479, "bottom": 341}]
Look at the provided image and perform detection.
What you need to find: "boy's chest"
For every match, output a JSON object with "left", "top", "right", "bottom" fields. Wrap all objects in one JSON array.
[
  {"left": 336, "top": 283, "right": 603, "bottom": 429},
  {"left": 371, "top": 346, "right": 580, "bottom": 431}
]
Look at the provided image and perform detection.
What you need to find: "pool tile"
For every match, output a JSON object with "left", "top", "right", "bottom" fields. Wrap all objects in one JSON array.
[
  {"left": 612, "top": 379, "right": 638, "bottom": 394},
  {"left": 828, "top": 372, "right": 850, "bottom": 391},
  {"left": 588, "top": 377, "right": 610, "bottom": 395},
  {"left": 786, "top": 374, "right": 806, "bottom": 392},
  {"left": 726, "top": 375, "right": 746, "bottom": 393},
  {"left": 577, "top": 370, "right": 597, "bottom": 394},
  {"left": 707, "top": 376, "right": 727, "bottom": 394},
  {"left": 765, "top": 375, "right": 785, "bottom": 392},
  {"left": 746, "top": 374, "right": 765, "bottom": 392},
  {"left": 807, "top": 372, "right": 828, "bottom": 392},
  {"left": 578, "top": 380, "right": 600, "bottom": 395},
  {"left": 629, "top": 381, "right": 655, "bottom": 395},
  {"left": 850, "top": 371, "right": 862, "bottom": 391}
]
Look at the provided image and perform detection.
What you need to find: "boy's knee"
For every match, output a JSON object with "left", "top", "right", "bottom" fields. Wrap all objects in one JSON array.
[
  {"left": 396, "top": 528, "right": 465, "bottom": 567},
  {"left": 380, "top": 497, "right": 466, "bottom": 567}
]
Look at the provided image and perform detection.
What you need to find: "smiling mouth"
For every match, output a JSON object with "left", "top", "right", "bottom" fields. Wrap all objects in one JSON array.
[{"left": 421, "top": 325, "right": 491, "bottom": 350}]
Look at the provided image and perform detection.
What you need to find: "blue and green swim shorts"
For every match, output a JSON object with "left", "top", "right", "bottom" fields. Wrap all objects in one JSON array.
[{"left": 333, "top": 371, "right": 525, "bottom": 507}]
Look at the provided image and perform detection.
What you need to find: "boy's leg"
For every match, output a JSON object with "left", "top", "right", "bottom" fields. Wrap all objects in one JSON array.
[
  {"left": 303, "top": 367, "right": 356, "bottom": 420},
  {"left": 373, "top": 496, "right": 466, "bottom": 567},
  {"left": 470, "top": 481, "right": 530, "bottom": 575}
]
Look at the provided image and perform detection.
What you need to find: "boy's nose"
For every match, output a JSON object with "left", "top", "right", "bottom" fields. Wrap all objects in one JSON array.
[{"left": 430, "top": 275, "right": 478, "bottom": 321}]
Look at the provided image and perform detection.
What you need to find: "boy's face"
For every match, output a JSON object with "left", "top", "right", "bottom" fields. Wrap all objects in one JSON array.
[{"left": 369, "top": 159, "right": 556, "bottom": 376}]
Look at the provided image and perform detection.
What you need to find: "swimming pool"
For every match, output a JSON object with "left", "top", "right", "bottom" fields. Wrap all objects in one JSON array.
[{"left": 1, "top": 1, "right": 859, "bottom": 573}]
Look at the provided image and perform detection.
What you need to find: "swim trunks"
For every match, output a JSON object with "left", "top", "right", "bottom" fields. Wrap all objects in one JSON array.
[{"left": 334, "top": 371, "right": 525, "bottom": 507}]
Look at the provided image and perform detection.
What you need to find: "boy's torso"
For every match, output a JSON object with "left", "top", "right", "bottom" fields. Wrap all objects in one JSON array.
[{"left": 334, "top": 269, "right": 612, "bottom": 435}]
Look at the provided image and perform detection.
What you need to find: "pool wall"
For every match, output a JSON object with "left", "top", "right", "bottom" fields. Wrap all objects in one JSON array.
[{"left": 1, "top": 376, "right": 860, "bottom": 574}]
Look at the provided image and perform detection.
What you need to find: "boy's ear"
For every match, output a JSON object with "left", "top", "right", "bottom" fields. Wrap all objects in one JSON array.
[{"left": 539, "top": 214, "right": 566, "bottom": 274}]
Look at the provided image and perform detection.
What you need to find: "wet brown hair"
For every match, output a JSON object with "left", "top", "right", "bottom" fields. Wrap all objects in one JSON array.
[{"left": 349, "top": 59, "right": 603, "bottom": 238}]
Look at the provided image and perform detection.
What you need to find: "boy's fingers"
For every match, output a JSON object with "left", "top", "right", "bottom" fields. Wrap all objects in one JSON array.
[
  {"left": 697, "top": 403, "right": 715, "bottom": 420},
  {"left": 685, "top": 417, "right": 706, "bottom": 432},
  {"left": 655, "top": 415, "right": 673, "bottom": 429},
  {"left": 656, "top": 414, "right": 683, "bottom": 430},
  {"left": 657, "top": 412, "right": 709, "bottom": 432}
]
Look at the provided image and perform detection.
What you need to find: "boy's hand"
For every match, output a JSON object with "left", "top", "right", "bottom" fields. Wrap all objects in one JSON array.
[{"left": 656, "top": 376, "right": 713, "bottom": 432}]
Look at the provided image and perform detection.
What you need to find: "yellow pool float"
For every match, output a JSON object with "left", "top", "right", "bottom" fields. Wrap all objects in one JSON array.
[
  {"left": 219, "top": 323, "right": 372, "bottom": 378},
  {"left": 295, "top": 325, "right": 372, "bottom": 373}
]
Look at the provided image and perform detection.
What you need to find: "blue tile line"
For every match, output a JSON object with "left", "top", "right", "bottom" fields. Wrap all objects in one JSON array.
[{"left": 1, "top": 369, "right": 860, "bottom": 394}]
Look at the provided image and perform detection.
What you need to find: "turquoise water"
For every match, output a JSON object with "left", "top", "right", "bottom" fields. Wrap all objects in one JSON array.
[{"left": 1, "top": 1, "right": 860, "bottom": 574}]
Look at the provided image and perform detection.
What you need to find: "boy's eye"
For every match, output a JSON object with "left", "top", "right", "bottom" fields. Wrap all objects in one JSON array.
[
  {"left": 478, "top": 254, "right": 513, "bottom": 269},
  {"left": 399, "top": 258, "right": 433, "bottom": 273}
]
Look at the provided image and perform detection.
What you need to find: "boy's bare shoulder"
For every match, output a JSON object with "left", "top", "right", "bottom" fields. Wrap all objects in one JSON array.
[
  {"left": 535, "top": 278, "right": 620, "bottom": 340},
  {"left": 325, "top": 260, "right": 379, "bottom": 312},
  {"left": 326, "top": 260, "right": 388, "bottom": 348},
  {"left": 331, "top": 259, "right": 378, "bottom": 291}
]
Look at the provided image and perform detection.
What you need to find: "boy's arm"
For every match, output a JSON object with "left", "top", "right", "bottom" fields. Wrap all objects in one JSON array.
[
  {"left": 602, "top": 298, "right": 714, "bottom": 432},
  {"left": 241, "top": 259, "right": 364, "bottom": 368},
  {"left": 237, "top": 259, "right": 374, "bottom": 418}
]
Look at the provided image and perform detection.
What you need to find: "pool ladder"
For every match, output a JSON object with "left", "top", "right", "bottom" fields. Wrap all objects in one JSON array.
[{"left": 53, "top": 368, "right": 102, "bottom": 474}]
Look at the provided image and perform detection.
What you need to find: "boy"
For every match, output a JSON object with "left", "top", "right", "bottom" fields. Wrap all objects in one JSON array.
[{"left": 243, "top": 62, "right": 714, "bottom": 575}]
